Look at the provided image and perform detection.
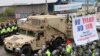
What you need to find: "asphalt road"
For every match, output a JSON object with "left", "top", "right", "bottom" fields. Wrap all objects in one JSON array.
[
  {"left": 0, "top": 46, "right": 13, "bottom": 56},
  {"left": 0, "top": 31, "right": 100, "bottom": 56}
]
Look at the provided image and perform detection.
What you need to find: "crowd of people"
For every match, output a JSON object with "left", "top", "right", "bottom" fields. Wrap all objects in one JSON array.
[
  {"left": 0, "top": 21, "right": 18, "bottom": 44},
  {"left": 32, "top": 39, "right": 100, "bottom": 56},
  {"left": 14, "top": 38, "right": 100, "bottom": 56}
]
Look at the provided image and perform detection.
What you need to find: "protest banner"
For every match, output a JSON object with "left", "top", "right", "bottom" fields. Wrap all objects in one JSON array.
[{"left": 72, "top": 14, "right": 99, "bottom": 45}]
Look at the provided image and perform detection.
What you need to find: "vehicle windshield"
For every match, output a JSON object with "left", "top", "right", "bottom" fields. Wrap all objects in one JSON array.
[
  {"left": 18, "top": 28, "right": 44, "bottom": 38},
  {"left": 18, "top": 28, "right": 36, "bottom": 37}
]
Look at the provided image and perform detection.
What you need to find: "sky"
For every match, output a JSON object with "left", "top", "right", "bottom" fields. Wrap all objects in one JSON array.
[{"left": 0, "top": 0, "right": 57, "bottom": 6}]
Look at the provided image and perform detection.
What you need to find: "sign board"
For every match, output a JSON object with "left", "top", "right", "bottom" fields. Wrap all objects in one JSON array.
[
  {"left": 57, "top": 13, "right": 77, "bottom": 18},
  {"left": 72, "top": 15, "right": 99, "bottom": 45},
  {"left": 54, "top": 3, "right": 82, "bottom": 11},
  {"left": 72, "top": 0, "right": 96, "bottom": 4}
]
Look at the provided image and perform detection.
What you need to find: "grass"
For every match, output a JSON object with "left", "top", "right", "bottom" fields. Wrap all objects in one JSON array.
[
  {"left": 0, "top": 17, "right": 15, "bottom": 23},
  {"left": 0, "top": 17, "right": 7, "bottom": 22}
]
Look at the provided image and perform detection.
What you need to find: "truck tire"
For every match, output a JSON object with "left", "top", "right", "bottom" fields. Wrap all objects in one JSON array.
[
  {"left": 0, "top": 37, "right": 4, "bottom": 45},
  {"left": 4, "top": 45, "right": 12, "bottom": 53},
  {"left": 21, "top": 45, "right": 32, "bottom": 56}
]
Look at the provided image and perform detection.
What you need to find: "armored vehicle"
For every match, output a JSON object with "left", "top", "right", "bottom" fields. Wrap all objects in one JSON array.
[{"left": 4, "top": 15, "right": 72, "bottom": 56}]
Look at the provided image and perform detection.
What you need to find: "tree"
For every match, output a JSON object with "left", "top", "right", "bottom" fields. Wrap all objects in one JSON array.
[
  {"left": 4, "top": 7, "right": 15, "bottom": 17},
  {"left": 97, "top": 0, "right": 100, "bottom": 2},
  {"left": 0, "top": 13, "right": 4, "bottom": 17}
]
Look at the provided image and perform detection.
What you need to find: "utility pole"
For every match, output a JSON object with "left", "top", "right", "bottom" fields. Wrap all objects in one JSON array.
[
  {"left": 86, "top": 0, "right": 89, "bottom": 14},
  {"left": 45, "top": 0, "right": 49, "bottom": 14}
]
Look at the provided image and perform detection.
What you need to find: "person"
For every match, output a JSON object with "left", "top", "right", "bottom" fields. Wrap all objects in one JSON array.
[
  {"left": 91, "top": 48, "right": 95, "bottom": 56},
  {"left": 91, "top": 41, "right": 100, "bottom": 56},
  {"left": 97, "top": 6, "right": 100, "bottom": 12},
  {"left": 6, "top": 23, "right": 11, "bottom": 36},
  {"left": 45, "top": 48, "right": 51, "bottom": 56},
  {"left": 85, "top": 45, "right": 91, "bottom": 56},
  {"left": 21, "top": 54, "right": 25, "bottom": 56},
  {"left": 88, "top": 43, "right": 96, "bottom": 56},
  {"left": 65, "top": 38, "right": 72, "bottom": 45},
  {"left": 0, "top": 26, "right": 2, "bottom": 44},
  {"left": 10, "top": 21, "right": 17, "bottom": 35},
  {"left": 65, "top": 44, "right": 72, "bottom": 56},
  {"left": 49, "top": 35, "right": 55, "bottom": 52},
  {"left": 38, "top": 42, "right": 48, "bottom": 56},
  {"left": 60, "top": 44, "right": 67, "bottom": 56},
  {"left": 4, "top": 23, "right": 9, "bottom": 37},
  {"left": 52, "top": 48, "right": 60, "bottom": 56},
  {"left": 0, "top": 23, "right": 6, "bottom": 42},
  {"left": 38, "top": 41, "right": 50, "bottom": 56},
  {"left": 71, "top": 43, "right": 77, "bottom": 56},
  {"left": 14, "top": 48, "right": 22, "bottom": 56},
  {"left": 94, "top": 46, "right": 100, "bottom": 56},
  {"left": 96, "top": 40, "right": 100, "bottom": 56},
  {"left": 69, "top": 16, "right": 72, "bottom": 23},
  {"left": 13, "top": 21, "right": 18, "bottom": 34},
  {"left": 33, "top": 54, "right": 39, "bottom": 56}
]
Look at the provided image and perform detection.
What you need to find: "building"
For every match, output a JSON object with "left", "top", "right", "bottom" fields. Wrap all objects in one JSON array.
[
  {"left": 0, "top": 0, "right": 96, "bottom": 18},
  {"left": 0, "top": 0, "right": 57, "bottom": 18}
]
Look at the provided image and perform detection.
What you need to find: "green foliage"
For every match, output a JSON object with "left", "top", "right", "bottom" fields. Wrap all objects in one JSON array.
[
  {"left": 0, "top": 13, "right": 4, "bottom": 17},
  {"left": 0, "top": 17, "right": 7, "bottom": 22},
  {"left": 0, "top": 13, "right": 6, "bottom": 22},
  {"left": 0, "top": 17, "right": 15, "bottom": 22},
  {"left": 4, "top": 7, "right": 15, "bottom": 17},
  {"left": 97, "top": 0, "right": 100, "bottom": 2},
  {"left": 0, "top": 7, "right": 15, "bottom": 22}
]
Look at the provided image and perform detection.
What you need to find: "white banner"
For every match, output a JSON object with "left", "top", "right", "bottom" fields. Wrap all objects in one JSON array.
[
  {"left": 54, "top": 3, "right": 82, "bottom": 11},
  {"left": 72, "top": 15, "right": 99, "bottom": 45},
  {"left": 57, "top": 13, "right": 77, "bottom": 18}
]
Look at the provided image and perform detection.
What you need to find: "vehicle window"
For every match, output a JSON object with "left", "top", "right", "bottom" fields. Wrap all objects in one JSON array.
[
  {"left": 27, "top": 31, "right": 35, "bottom": 37},
  {"left": 18, "top": 29, "right": 26, "bottom": 34},
  {"left": 36, "top": 31, "right": 44, "bottom": 40},
  {"left": 32, "top": 19, "right": 41, "bottom": 25},
  {"left": 38, "top": 32, "right": 44, "bottom": 37}
]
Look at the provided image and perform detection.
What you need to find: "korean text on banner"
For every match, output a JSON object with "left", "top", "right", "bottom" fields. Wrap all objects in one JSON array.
[
  {"left": 54, "top": 3, "right": 82, "bottom": 11},
  {"left": 72, "top": 15, "right": 99, "bottom": 45}
]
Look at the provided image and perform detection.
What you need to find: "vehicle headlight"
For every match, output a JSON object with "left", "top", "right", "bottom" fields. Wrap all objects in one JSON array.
[
  {"left": 4, "top": 42, "right": 7, "bottom": 44},
  {"left": 12, "top": 44, "right": 15, "bottom": 47}
]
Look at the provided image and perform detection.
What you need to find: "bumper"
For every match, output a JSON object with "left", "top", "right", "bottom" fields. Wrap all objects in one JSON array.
[
  {"left": 4, "top": 44, "right": 15, "bottom": 51},
  {"left": 4, "top": 45, "right": 13, "bottom": 52},
  {"left": 4, "top": 42, "right": 22, "bottom": 52}
]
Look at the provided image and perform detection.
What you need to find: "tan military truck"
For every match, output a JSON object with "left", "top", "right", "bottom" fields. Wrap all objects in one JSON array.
[{"left": 3, "top": 15, "right": 72, "bottom": 56}]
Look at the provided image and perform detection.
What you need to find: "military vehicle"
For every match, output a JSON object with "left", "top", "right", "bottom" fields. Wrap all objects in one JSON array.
[{"left": 4, "top": 15, "right": 72, "bottom": 56}]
